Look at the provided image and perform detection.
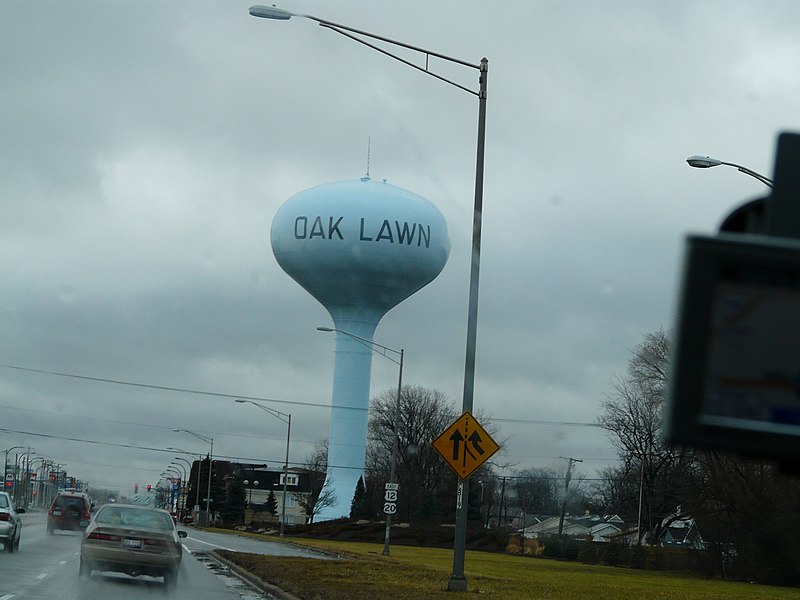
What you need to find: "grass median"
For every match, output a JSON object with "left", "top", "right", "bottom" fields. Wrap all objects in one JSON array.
[{"left": 215, "top": 535, "right": 797, "bottom": 600}]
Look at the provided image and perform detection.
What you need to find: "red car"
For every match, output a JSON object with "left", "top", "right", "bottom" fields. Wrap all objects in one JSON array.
[{"left": 47, "top": 491, "right": 92, "bottom": 534}]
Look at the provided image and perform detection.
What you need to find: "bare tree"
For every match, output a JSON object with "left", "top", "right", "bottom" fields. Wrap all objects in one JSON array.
[
  {"left": 598, "top": 328, "right": 694, "bottom": 542},
  {"left": 682, "top": 451, "right": 800, "bottom": 584},
  {"left": 366, "top": 385, "right": 458, "bottom": 521},
  {"left": 513, "top": 467, "right": 561, "bottom": 516},
  {"left": 598, "top": 327, "right": 800, "bottom": 583},
  {"left": 294, "top": 439, "right": 337, "bottom": 524}
]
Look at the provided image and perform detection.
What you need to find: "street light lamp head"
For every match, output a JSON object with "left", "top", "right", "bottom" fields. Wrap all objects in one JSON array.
[
  {"left": 249, "top": 5, "right": 293, "bottom": 20},
  {"left": 687, "top": 155, "right": 722, "bottom": 168}
]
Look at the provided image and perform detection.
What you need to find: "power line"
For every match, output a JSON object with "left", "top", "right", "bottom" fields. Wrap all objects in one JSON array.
[
  {"left": 0, "top": 363, "right": 340, "bottom": 411},
  {"left": 494, "top": 418, "right": 600, "bottom": 428},
  {"left": 0, "top": 363, "right": 601, "bottom": 428},
  {"left": 0, "top": 402, "right": 316, "bottom": 447}
]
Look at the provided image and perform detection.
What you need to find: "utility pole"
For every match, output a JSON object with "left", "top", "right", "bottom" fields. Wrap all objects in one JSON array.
[
  {"left": 497, "top": 476, "right": 507, "bottom": 529},
  {"left": 557, "top": 457, "right": 582, "bottom": 536}
]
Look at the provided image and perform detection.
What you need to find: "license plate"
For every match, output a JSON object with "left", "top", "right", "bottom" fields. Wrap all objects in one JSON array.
[
  {"left": 123, "top": 538, "right": 142, "bottom": 549},
  {"left": 52, "top": 510, "right": 62, "bottom": 516},
  {"left": 79, "top": 520, "right": 89, "bottom": 527}
]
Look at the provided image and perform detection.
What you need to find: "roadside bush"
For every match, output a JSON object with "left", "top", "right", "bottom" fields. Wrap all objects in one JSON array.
[
  {"left": 577, "top": 542, "right": 600, "bottom": 564},
  {"left": 542, "top": 535, "right": 581, "bottom": 560},
  {"left": 602, "top": 540, "right": 623, "bottom": 566}
]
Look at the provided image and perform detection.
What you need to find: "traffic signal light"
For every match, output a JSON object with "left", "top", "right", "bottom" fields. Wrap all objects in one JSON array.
[
  {"left": 147, "top": 484, "right": 151, "bottom": 492},
  {"left": 134, "top": 484, "right": 139, "bottom": 494}
]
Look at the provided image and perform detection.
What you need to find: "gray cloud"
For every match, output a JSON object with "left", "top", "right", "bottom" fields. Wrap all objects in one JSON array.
[{"left": 1, "top": 0, "right": 795, "bottom": 492}]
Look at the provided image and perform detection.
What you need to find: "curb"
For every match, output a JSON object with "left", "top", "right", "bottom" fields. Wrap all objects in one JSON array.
[{"left": 211, "top": 550, "right": 304, "bottom": 600}]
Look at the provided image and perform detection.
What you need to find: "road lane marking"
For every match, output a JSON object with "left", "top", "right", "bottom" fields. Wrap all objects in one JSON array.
[
  {"left": 58, "top": 561, "right": 67, "bottom": 565},
  {"left": 185, "top": 536, "right": 236, "bottom": 552},
  {"left": 1, "top": 594, "right": 15, "bottom": 600},
  {"left": 35, "top": 574, "right": 48, "bottom": 580}
]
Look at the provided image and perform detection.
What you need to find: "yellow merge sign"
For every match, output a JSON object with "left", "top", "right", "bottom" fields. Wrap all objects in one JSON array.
[{"left": 432, "top": 411, "right": 499, "bottom": 480}]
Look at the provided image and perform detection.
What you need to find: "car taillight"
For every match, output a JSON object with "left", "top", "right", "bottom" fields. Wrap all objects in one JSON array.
[
  {"left": 81, "top": 510, "right": 90, "bottom": 520},
  {"left": 87, "top": 532, "right": 121, "bottom": 541},
  {"left": 0, "top": 513, "right": 10, "bottom": 522}
]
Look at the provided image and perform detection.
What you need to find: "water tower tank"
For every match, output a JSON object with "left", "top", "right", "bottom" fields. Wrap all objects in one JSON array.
[{"left": 271, "top": 177, "right": 450, "bottom": 519}]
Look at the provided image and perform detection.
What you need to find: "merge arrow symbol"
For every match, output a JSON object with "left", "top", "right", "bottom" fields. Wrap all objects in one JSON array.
[{"left": 468, "top": 430, "right": 485, "bottom": 455}]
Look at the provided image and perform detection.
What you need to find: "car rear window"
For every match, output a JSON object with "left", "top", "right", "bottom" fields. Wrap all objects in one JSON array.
[
  {"left": 56, "top": 496, "right": 87, "bottom": 509},
  {"left": 0, "top": 496, "right": 8, "bottom": 509},
  {"left": 96, "top": 507, "right": 174, "bottom": 530}
]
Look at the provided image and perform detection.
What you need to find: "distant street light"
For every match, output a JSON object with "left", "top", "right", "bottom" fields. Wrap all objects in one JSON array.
[
  {"left": 686, "top": 155, "right": 774, "bottom": 188},
  {"left": 317, "top": 326, "right": 403, "bottom": 556},
  {"left": 250, "top": 8, "right": 488, "bottom": 587},
  {"left": 235, "top": 400, "right": 291, "bottom": 537},
  {"left": 173, "top": 430, "right": 214, "bottom": 524},
  {"left": 169, "top": 461, "right": 188, "bottom": 519},
  {"left": 169, "top": 451, "right": 201, "bottom": 516}
]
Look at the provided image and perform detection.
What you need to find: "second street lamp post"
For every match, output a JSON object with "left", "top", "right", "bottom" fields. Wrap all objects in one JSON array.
[
  {"left": 173, "top": 430, "right": 213, "bottom": 525},
  {"left": 250, "top": 8, "right": 487, "bottom": 589},
  {"left": 317, "top": 326, "right": 403, "bottom": 556},
  {"left": 235, "top": 400, "right": 291, "bottom": 537}
]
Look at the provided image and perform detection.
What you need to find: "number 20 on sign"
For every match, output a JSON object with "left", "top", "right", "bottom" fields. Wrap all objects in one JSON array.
[{"left": 432, "top": 410, "right": 499, "bottom": 479}]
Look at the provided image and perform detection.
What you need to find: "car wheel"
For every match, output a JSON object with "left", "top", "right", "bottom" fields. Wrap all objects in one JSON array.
[
  {"left": 5, "top": 538, "right": 14, "bottom": 553},
  {"left": 13, "top": 535, "right": 19, "bottom": 552},
  {"left": 46, "top": 525, "right": 54, "bottom": 535},
  {"left": 79, "top": 557, "right": 91, "bottom": 580}
]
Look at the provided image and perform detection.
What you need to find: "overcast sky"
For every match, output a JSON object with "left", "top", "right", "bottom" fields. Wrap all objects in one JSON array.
[{"left": 2, "top": 1, "right": 797, "bottom": 498}]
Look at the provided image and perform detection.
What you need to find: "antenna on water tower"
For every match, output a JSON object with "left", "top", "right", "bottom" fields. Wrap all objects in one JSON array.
[{"left": 365, "top": 136, "right": 371, "bottom": 179}]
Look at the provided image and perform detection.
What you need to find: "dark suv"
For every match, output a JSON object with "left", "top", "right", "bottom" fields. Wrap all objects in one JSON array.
[{"left": 47, "top": 491, "right": 91, "bottom": 534}]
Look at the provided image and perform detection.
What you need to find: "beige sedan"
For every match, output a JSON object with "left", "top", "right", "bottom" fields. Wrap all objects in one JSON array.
[{"left": 79, "top": 503, "right": 188, "bottom": 586}]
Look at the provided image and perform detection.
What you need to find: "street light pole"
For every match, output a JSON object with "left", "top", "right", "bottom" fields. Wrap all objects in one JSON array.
[
  {"left": 251, "top": 10, "right": 487, "bottom": 587},
  {"left": 2, "top": 446, "right": 23, "bottom": 498},
  {"left": 686, "top": 155, "right": 774, "bottom": 188},
  {"left": 235, "top": 400, "right": 291, "bottom": 537},
  {"left": 173, "top": 430, "right": 214, "bottom": 524},
  {"left": 317, "top": 326, "right": 403, "bottom": 556}
]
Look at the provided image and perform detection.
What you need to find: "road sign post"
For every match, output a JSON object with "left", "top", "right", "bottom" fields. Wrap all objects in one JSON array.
[{"left": 432, "top": 410, "right": 499, "bottom": 591}]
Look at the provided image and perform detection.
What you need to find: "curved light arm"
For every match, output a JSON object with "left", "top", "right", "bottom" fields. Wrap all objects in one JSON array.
[
  {"left": 686, "top": 155, "right": 774, "bottom": 188},
  {"left": 173, "top": 429, "right": 213, "bottom": 445},
  {"left": 3, "top": 445, "right": 24, "bottom": 457},
  {"left": 169, "top": 461, "right": 187, "bottom": 479},
  {"left": 235, "top": 399, "right": 290, "bottom": 424},
  {"left": 172, "top": 456, "right": 192, "bottom": 468},
  {"left": 249, "top": 5, "right": 483, "bottom": 97},
  {"left": 317, "top": 326, "right": 403, "bottom": 366}
]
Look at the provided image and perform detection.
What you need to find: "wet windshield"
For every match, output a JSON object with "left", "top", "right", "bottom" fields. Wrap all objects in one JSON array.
[{"left": 1, "top": 1, "right": 797, "bottom": 598}]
